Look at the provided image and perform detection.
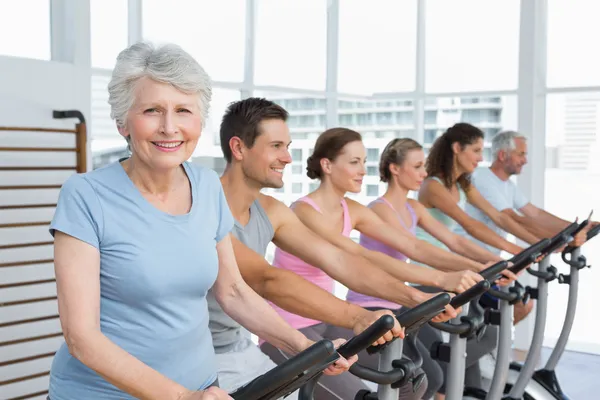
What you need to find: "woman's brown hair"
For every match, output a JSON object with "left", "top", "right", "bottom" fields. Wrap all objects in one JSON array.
[
  {"left": 306, "top": 128, "right": 363, "bottom": 180},
  {"left": 379, "top": 138, "right": 423, "bottom": 182},
  {"left": 426, "top": 122, "right": 484, "bottom": 191}
]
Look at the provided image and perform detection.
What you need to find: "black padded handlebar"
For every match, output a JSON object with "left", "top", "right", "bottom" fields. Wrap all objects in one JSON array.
[
  {"left": 230, "top": 340, "right": 336, "bottom": 400},
  {"left": 541, "top": 221, "right": 580, "bottom": 255},
  {"left": 479, "top": 260, "right": 509, "bottom": 281},
  {"left": 337, "top": 314, "right": 395, "bottom": 359},
  {"left": 507, "top": 238, "right": 551, "bottom": 275},
  {"left": 450, "top": 280, "right": 491, "bottom": 309},
  {"left": 366, "top": 293, "right": 451, "bottom": 355},
  {"left": 588, "top": 224, "right": 600, "bottom": 240},
  {"left": 563, "top": 220, "right": 599, "bottom": 255}
]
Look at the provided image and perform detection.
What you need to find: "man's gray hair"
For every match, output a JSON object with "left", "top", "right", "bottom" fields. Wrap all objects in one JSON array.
[
  {"left": 492, "top": 130, "right": 528, "bottom": 159},
  {"left": 108, "top": 41, "right": 212, "bottom": 129}
]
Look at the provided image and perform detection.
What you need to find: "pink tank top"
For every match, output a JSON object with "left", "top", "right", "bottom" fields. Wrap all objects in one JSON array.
[
  {"left": 346, "top": 197, "right": 417, "bottom": 309},
  {"left": 269, "top": 196, "right": 352, "bottom": 330}
]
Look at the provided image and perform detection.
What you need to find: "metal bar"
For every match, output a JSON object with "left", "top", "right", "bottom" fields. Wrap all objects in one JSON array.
[
  {"left": 509, "top": 257, "right": 550, "bottom": 397},
  {"left": 0, "top": 222, "right": 50, "bottom": 229},
  {"left": 0, "top": 167, "right": 75, "bottom": 171},
  {"left": 0, "top": 332, "right": 63, "bottom": 348},
  {"left": 76, "top": 122, "right": 88, "bottom": 173},
  {"left": 0, "top": 352, "right": 57, "bottom": 368},
  {"left": 0, "top": 279, "right": 56, "bottom": 290},
  {"left": 0, "top": 315, "right": 60, "bottom": 329},
  {"left": 446, "top": 303, "right": 469, "bottom": 400},
  {"left": 485, "top": 285, "right": 513, "bottom": 400},
  {"left": 0, "top": 241, "right": 54, "bottom": 250},
  {"left": 377, "top": 338, "right": 403, "bottom": 400},
  {"left": 1, "top": 296, "right": 58, "bottom": 307},
  {"left": 6, "top": 389, "right": 50, "bottom": 400},
  {"left": 0, "top": 371, "right": 50, "bottom": 387},
  {"left": 0, "top": 204, "right": 57, "bottom": 210},
  {"left": 0, "top": 185, "right": 62, "bottom": 190},
  {"left": 0, "top": 147, "right": 76, "bottom": 152},
  {"left": 545, "top": 248, "right": 580, "bottom": 369},
  {"left": 0, "top": 259, "right": 54, "bottom": 268},
  {"left": 0, "top": 127, "right": 76, "bottom": 133}
]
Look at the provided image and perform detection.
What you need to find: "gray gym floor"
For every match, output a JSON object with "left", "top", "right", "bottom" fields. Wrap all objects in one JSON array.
[{"left": 538, "top": 347, "right": 600, "bottom": 397}]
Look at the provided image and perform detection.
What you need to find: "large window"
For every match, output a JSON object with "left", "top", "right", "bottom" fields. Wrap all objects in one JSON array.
[
  {"left": 546, "top": 0, "right": 600, "bottom": 88},
  {"left": 254, "top": 0, "right": 326, "bottom": 90},
  {"left": 91, "top": 0, "right": 128, "bottom": 69},
  {"left": 142, "top": 0, "right": 246, "bottom": 82},
  {"left": 0, "top": 0, "right": 51, "bottom": 60},
  {"left": 544, "top": 92, "right": 600, "bottom": 350},
  {"left": 425, "top": 0, "right": 520, "bottom": 93},
  {"left": 338, "top": 0, "right": 417, "bottom": 94},
  {"left": 423, "top": 95, "right": 517, "bottom": 165}
]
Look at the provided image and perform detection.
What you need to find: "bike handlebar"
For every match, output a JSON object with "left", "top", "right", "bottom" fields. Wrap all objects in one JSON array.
[
  {"left": 230, "top": 340, "right": 336, "bottom": 400},
  {"left": 337, "top": 315, "right": 395, "bottom": 359},
  {"left": 366, "top": 293, "right": 451, "bottom": 355},
  {"left": 450, "top": 280, "right": 491, "bottom": 309},
  {"left": 563, "top": 221, "right": 599, "bottom": 255}
]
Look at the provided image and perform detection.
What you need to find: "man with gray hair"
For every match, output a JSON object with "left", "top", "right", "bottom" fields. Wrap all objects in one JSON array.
[{"left": 458, "top": 130, "right": 590, "bottom": 254}]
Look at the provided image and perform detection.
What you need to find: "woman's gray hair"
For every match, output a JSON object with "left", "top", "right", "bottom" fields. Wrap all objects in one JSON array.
[
  {"left": 108, "top": 41, "right": 212, "bottom": 129},
  {"left": 492, "top": 130, "right": 527, "bottom": 159}
]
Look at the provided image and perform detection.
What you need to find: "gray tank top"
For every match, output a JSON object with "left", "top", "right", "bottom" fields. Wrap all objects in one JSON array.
[{"left": 206, "top": 199, "right": 274, "bottom": 353}]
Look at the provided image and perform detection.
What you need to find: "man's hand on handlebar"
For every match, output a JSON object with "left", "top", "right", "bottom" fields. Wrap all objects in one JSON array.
[
  {"left": 179, "top": 387, "right": 233, "bottom": 400},
  {"left": 439, "top": 270, "right": 483, "bottom": 294},
  {"left": 322, "top": 338, "right": 359, "bottom": 376},
  {"left": 351, "top": 309, "right": 405, "bottom": 346}
]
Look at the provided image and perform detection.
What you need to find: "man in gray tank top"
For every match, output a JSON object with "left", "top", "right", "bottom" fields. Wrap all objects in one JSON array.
[{"left": 209, "top": 98, "right": 480, "bottom": 399}]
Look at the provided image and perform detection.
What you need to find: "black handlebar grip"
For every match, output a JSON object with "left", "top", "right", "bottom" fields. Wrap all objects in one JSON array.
[
  {"left": 588, "top": 224, "right": 600, "bottom": 240},
  {"left": 479, "top": 260, "right": 509, "bottom": 281},
  {"left": 395, "top": 293, "right": 452, "bottom": 328},
  {"left": 450, "top": 280, "right": 491, "bottom": 309},
  {"left": 337, "top": 315, "right": 395, "bottom": 359},
  {"left": 507, "top": 238, "right": 551, "bottom": 275},
  {"left": 542, "top": 221, "right": 580, "bottom": 254},
  {"left": 230, "top": 339, "right": 336, "bottom": 400}
]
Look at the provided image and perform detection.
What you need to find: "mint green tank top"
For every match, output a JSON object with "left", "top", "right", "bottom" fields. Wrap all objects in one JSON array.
[{"left": 415, "top": 176, "right": 467, "bottom": 253}]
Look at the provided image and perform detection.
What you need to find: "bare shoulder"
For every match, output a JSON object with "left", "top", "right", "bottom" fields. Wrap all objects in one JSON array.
[{"left": 258, "top": 192, "right": 297, "bottom": 229}]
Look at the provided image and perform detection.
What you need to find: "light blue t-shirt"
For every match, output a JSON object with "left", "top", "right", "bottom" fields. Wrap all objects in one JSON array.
[
  {"left": 47, "top": 160, "right": 234, "bottom": 400},
  {"left": 455, "top": 167, "right": 529, "bottom": 255}
]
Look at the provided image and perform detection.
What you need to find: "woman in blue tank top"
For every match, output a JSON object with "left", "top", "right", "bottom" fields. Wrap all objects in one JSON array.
[{"left": 417, "top": 123, "right": 526, "bottom": 259}]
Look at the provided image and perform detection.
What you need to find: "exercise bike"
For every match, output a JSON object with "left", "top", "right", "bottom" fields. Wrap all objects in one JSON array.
[
  {"left": 426, "top": 238, "right": 556, "bottom": 400},
  {"left": 230, "top": 292, "right": 452, "bottom": 400},
  {"left": 503, "top": 220, "right": 599, "bottom": 400}
]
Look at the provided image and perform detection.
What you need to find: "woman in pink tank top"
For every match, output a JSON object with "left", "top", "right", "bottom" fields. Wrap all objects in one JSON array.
[{"left": 270, "top": 128, "right": 487, "bottom": 331}]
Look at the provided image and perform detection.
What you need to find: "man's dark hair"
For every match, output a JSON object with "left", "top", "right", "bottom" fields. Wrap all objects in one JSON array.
[{"left": 220, "top": 97, "right": 289, "bottom": 163}]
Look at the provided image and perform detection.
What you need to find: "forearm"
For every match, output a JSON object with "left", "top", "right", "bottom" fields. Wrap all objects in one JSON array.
[
  {"left": 495, "top": 215, "right": 541, "bottom": 245},
  {"left": 465, "top": 223, "right": 522, "bottom": 255},
  {"left": 260, "top": 268, "right": 369, "bottom": 331},
  {"left": 363, "top": 249, "right": 444, "bottom": 287},
  {"left": 410, "top": 239, "right": 484, "bottom": 273},
  {"left": 335, "top": 252, "right": 429, "bottom": 308},
  {"left": 448, "top": 236, "right": 504, "bottom": 264},
  {"left": 537, "top": 209, "right": 571, "bottom": 234},
  {"left": 218, "top": 280, "right": 310, "bottom": 355},
  {"left": 67, "top": 330, "right": 188, "bottom": 400}
]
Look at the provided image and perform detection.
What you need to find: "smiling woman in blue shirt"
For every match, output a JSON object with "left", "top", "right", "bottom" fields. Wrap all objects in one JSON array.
[{"left": 47, "top": 41, "right": 323, "bottom": 400}]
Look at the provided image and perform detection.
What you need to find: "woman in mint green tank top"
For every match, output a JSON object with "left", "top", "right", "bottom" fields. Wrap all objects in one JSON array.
[{"left": 417, "top": 123, "right": 525, "bottom": 258}]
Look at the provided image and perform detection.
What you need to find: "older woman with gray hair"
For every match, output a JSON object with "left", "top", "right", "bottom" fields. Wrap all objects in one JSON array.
[{"left": 46, "top": 42, "right": 330, "bottom": 400}]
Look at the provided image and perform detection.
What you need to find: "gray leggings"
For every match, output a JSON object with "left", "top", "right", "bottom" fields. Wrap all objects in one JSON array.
[{"left": 260, "top": 323, "right": 428, "bottom": 400}]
